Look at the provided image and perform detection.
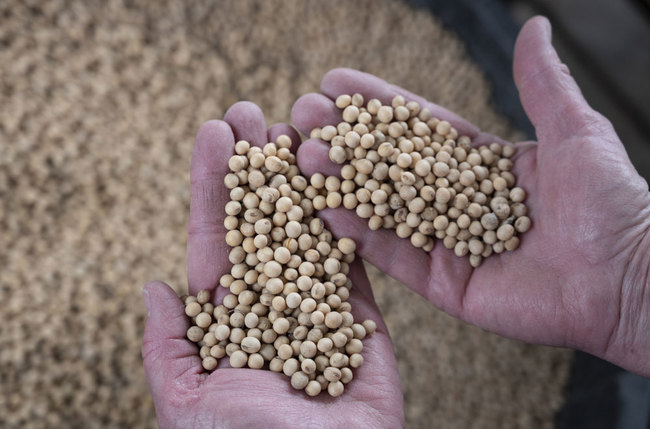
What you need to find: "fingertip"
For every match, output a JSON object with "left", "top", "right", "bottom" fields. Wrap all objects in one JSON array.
[
  {"left": 296, "top": 138, "right": 342, "bottom": 178},
  {"left": 531, "top": 15, "right": 552, "bottom": 37},
  {"left": 192, "top": 119, "right": 234, "bottom": 175},
  {"left": 267, "top": 123, "right": 301, "bottom": 153},
  {"left": 321, "top": 68, "right": 394, "bottom": 104},
  {"left": 291, "top": 93, "right": 340, "bottom": 135},
  {"left": 192, "top": 119, "right": 235, "bottom": 165},
  {"left": 195, "top": 120, "right": 235, "bottom": 149},
  {"left": 224, "top": 100, "right": 264, "bottom": 121},
  {"left": 290, "top": 93, "right": 315, "bottom": 133},
  {"left": 320, "top": 68, "right": 359, "bottom": 95},
  {"left": 224, "top": 101, "right": 267, "bottom": 147},
  {"left": 513, "top": 15, "right": 554, "bottom": 89},
  {"left": 513, "top": 15, "right": 605, "bottom": 141},
  {"left": 143, "top": 280, "right": 184, "bottom": 319},
  {"left": 321, "top": 69, "right": 480, "bottom": 137},
  {"left": 143, "top": 279, "right": 168, "bottom": 295}
]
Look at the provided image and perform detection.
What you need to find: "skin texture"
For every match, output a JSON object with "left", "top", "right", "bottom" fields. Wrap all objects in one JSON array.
[
  {"left": 142, "top": 108, "right": 404, "bottom": 428},
  {"left": 291, "top": 17, "right": 650, "bottom": 377},
  {"left": 142, "top": 15, "right": 650, "bottom": 428}
]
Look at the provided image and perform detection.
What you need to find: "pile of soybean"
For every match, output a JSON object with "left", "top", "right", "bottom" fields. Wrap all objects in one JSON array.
[
  {"left": 183, "top": 95, "right": 531, "bottom": 397},
  {"left": 312, "top": 94, "right": 531, "bottom": 267},
  {"left": 183, "top": 135, "right": 376, "bottom": 397}
]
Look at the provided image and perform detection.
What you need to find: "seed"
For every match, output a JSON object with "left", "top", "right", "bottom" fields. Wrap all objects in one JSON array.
[
  {"left": 468, "top": 239, "right": 484, "bottom": 256},
  {"left": 335, "top": 94, "right": 352, "bottom": 109},
  {"left": 323, "top": 367, "right": 342, "bottom": 382},
  {"left": 327, "top": 381, "right": 345, "bottom": 398},
  {"left": 459, "top": 170, "right": 476, "bottom": 186},
  {"left": 269, "top": 358, "right": 284, "bottom": 373},
  {"left": 329, "top": 146, "right": 347, "bottom": 164},
  {"left": 185, "top": 301, "right": 202, "bottom": 317},
  {"left": 248, "top": 353, "right": 264, "bottom": 369},
  {"left": 496, "top": 224, "right": 515, "bottom": 242},
  {"left": 342, "top": 105, "right": 360, "bottom": 123},
  {"left": 362, "top": 319, "right": 377, "bottom": 334},
  {"left": 241, "top": 336, "right": 261, "bottom": 353},
  {"left": 510, "top": 187, "right": 526, "bottom": 203},
  {"left": 469, "top": 254, "right": 483, "bottom": 268},
  {"left": 505, "top": 236, "right": 520, "bottom": 251},
  {"left": 263, "top": 261, "right": 283, "bottom": 278},
  {"left": 454, "top": 240, "right": 469, "bottom": 257},
  {"left": 514, "top": 216, "right": 531, "bottom": 233},
  {"left": 324, "top": 312, "right": 343, "bottom": 329},
  {"left": 331, "top": 332, "right": 348, "bottom": 348},
  {"left": 349, "top": 353, "right": 364, "bottom": 368},
  {"left": 305, "top": 380, "right": 322, "bottom": 397},
  {"left": 273, "top": 317, "right": 290, "bottom": 334},
  {"left": 337, "top": 238, "right": 356, "bottom": 255},
  {"left": 291, "top": 371, "right": 310, "bottom": 390},
  {"left": 300, "top": 341, "right": 318, "bottom": 359},
  {"left": 210, "top": 345, "right": 226, "bottom": 359},
  {"left": 187, "top": 326, "right": 204, "bottom": 343},
  {"left": 229, "top": 350, "right": 248, "bottom": 368},
  {"left": 196, "top": 289, "right": 211, "bottom": 305},
  {"left": 377, "top": 105, "right": 394, "bottom": 123},
  {"left": 480, "top": 213, "right": 499, "bottom": 231},
  {"left": 202, "top": 356, "right": 218, "bottom": 371},
  {"left": 283, "top": 358, "right": 299, "bottom": 376},
  {"left": 301, "top": 358, "right": 317, "bottom": 374}
]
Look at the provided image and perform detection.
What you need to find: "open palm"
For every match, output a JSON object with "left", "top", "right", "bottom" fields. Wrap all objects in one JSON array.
[
  {"left": 141, "top": 104, "right": 403, "bottom": 428},
  {"left": 290, "top": 17, "right": 650, "bottom": 376}
]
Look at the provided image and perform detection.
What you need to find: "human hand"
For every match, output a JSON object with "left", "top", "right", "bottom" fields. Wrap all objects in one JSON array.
[
  {"left": 290, "top": 17, "right": 650, "bottom": 376},
  {"left": 141, "top": 103, "right": 403, "bottom": 428}
]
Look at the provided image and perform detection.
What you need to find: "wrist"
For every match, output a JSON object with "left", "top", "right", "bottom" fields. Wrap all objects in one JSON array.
[{"left": 600, "top": 220, "right": 650, "bottom": 377}]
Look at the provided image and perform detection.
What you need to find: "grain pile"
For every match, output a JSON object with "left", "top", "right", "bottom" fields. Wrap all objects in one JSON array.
[
  {"left": 185, "top": 135, "right": 377, "bottom": 397},
  {"left": 0, "top": 0, "right": 571, "bottom": 428},
  {"left": 316, "top": 93, "right": 531, "bottom": 267}
]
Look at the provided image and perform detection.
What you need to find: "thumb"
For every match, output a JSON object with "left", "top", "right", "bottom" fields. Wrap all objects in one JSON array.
[
  {"left": 513, "top": 16, "right": 610, "bottom": 143},
  {"left": 142, "top": 281, "right": 202, "bottom": 396}
]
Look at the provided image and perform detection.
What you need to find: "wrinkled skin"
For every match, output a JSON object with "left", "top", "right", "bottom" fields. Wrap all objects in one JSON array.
[{"left": 142, "top": 16, "right": 650, "bottom": 429}]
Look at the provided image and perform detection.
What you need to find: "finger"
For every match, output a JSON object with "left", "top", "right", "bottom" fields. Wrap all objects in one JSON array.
[
  {"left": 513, "top": 16, "right": 613, "bottom": 142},
  {"left": 321, "top": 205, "right": 475, "bottom": 315},
  {"left": 293, "top": 92, "right": 508, "bottom": 155},
  {"left": 187, "top": 120, "right": 233, "bottom": 295},
  {"left": 473, "top": 131, "right": 511, "bottom": 147},
  {"left": 296, "top": 138, "right": 342, "bottom": 178},
  {"left": 336, "top": 260, "right": 403, "bottom": 413},
  {"left": 291, "top": 93, "right": 342, "bottom": 136},
  {"left": 224, "top": 101, "right": 268, "bottom": 147},
  {"left": 320, "top": 68, "right": 480, "bottom": 138},
  {"left": 318, "top": 208, "right": 431, "bottom": 291},
  {"left": 142, "top": 281, "right": 204, "bottom": 396},
  {"left": 267, "top": 123, "right": 301, "bottom": 154}
]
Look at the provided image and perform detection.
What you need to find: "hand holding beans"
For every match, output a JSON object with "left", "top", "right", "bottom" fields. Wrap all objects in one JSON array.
[{"left": 141, "top": 16, "right": 650, "bottom": 428}]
